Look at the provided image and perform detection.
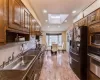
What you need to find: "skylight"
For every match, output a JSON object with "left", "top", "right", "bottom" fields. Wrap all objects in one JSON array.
[{"left": 48, "top": 14, "right": 69, "bottom": 24}]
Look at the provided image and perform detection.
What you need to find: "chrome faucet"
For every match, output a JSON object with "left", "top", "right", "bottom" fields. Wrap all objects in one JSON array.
[
  {"left": 0, "top": 52, "right": 15, "bottom": 69},
  {"left": 8, "top": 52, "right": 15, "bottom": 63},
  {"left": 0, "top": 61, "right": 6, "bottom": 68},
  {"left": 8, "top": 56, "right": 12, "bottom": 63},
  {"left": 20, "top": 43, "right": 26, "bottom": 56},
  {"left": 11, "top": 52, "right": 14, "bottom": 61}
]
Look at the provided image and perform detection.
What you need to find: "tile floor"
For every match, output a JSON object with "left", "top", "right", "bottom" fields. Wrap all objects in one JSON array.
[{"left": 39, "top": 51, "right": 80, "bottom": 80}]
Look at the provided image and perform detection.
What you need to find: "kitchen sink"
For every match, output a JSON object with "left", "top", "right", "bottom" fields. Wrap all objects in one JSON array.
[
  {"left": 25, "top": 49, "right": 40, "bottom": 56},
  {"left": 3, "top": 55, "right": 36, "bottom": 70}
]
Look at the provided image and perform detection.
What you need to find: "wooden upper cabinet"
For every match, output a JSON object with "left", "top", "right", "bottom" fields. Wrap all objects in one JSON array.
[
  {"left": 78, "top": 17, "right": 88, "bottom": 27},
  {"left": 30, "top": 15, "right": 35, "bottom": 34},
  {"left": 8, "top": 0, "right": 23, "bottom": 31},
  {"left": 8, "top": 0, "right": 30, "bottom": 33},
  {"left": 23, "top": 8, "right": 30, "bottom": 33},
  {"left": 0, "top": 0, "right": 7, "bottom": 44},
  {"left": 30, "top": 15, "right": 41, "bottom": 35},
  {"left": 89, "top": 23, "right": 100, "bottom": 33},
  {"left": 74, "top": 22, "right": 79, "bottom": 28},
  {"left": 20, "top": 2, "right": 29, "bottom": 33},
  {"left": 88, "top": 8, "right": 100, "bottom": 26}
]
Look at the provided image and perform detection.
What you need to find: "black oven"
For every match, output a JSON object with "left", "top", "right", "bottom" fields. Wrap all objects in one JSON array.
[
  {"left": 88, "top": 39, "right": 100, "bottom": 80},
  {"left": 88, "top": 53, "right": 100, "bottom": 80}
]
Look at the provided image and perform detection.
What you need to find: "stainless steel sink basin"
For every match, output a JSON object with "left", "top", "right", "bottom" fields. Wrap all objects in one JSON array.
[
  {"left": 3, "top": 55, "right": 36, "bottom": 70},
  {"left": 25, "top": 49, "right": 39, "bottom": 56}
]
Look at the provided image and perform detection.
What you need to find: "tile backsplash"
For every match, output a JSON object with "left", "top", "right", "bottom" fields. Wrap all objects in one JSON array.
[{"left": 0, "top": 36, "right": 36, "bottom": 65}]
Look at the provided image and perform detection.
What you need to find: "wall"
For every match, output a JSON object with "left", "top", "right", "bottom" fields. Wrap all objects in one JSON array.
[
  {"left": 41, "top": 32, "right": 46, "bottom": 45},
  {"left": 73, "top": 0, "right": 100, "bottom": 23},
  {"left": 62, "top": 31, "right": 66, "bottom": 50},
  {"left": 0, "top": 36, "right": 36, "bottom": 65}
]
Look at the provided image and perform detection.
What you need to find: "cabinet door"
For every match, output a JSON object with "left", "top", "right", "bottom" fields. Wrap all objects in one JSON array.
[
  {"left": 30, "top": 15, "right": 35, "bottom": 35},
  {"left": 88, "top": 9, "right": 100, "bottom": 26},
  {"left": 78, "top": 17, "right": 88, "bottom": 27},
  {"left": 9, "top": 0, "right": 22, "bottom": 31},
  {"left": 23, "top": 8, "right": 30, "bottom": 33},
  {"left": 0, "top": 0, "right": 7, "bottom": 44}
]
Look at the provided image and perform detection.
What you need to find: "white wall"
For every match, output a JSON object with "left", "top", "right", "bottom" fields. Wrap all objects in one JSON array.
[
  {"left": 84, "top": 0, "right": 100, "bottom": 16},
  {"left": 73, "top": 0, "right": 100, "bottom": 22}
]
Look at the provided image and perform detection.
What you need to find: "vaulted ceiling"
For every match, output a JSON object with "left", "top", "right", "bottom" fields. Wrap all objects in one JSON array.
[{"left": 28, "top": 0, "right": 96, "bottom": 32}]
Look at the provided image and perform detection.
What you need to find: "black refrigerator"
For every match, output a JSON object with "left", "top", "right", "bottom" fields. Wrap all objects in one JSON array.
[{"left": 69, "top": 26, "right": 88, "bottom": 80}]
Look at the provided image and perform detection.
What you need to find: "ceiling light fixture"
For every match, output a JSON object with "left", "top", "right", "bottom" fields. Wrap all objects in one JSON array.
[
  {"left": 48, "top": 26, "right": 50, "bottom": 28},
  {"left": 72, "top": 10, "right": 76, "bottom": 14},
  {"left": 43, "top": 9, "right": 47, "bottom": 13}
]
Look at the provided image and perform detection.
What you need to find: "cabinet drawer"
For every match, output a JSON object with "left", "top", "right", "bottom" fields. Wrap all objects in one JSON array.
[
  {"left": 9, "top": 0, "right": 22, "bottom": 30},
  {"left": 70, "top": 56, "right": 80, "bottom": 78}
]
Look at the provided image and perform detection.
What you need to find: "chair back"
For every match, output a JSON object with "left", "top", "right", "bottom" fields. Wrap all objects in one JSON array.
[{"left": 52, "top": 44, "right": 58, "bottom": 52}]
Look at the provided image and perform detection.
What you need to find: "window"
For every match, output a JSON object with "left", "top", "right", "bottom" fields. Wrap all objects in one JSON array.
[{"left": 46, "top": 34, "right": 62, "bottom": 46}]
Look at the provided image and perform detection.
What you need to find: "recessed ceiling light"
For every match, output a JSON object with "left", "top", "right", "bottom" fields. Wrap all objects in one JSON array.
[
  {"left": 43, "top": 9, "right": 47, "bottom": 13},
  {"left": 45, "top": 20, "right": 48, "bottom": 22},
  {"left": 48, "top": 26, "right": 50, "bottom": 28},
  {"left": 72, "top": 10, "right": 76, "bottom": 14}
]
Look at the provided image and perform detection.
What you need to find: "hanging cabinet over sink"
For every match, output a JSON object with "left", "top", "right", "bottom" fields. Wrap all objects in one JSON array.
[
  {"left": 30, "top": 15, "right": 35, "bottom": 35},
  {"left": 23, "top": 6, "right": 30, "bottom": 33},
  {"left": 0, "top": 0, "right": 8, "bottom": 45},
  {"left": 0, "top": 0, "right": 41, "bottom": 45},
  {"left": 30, "top": 15, "right": 41, "bottom": 36},
  {"left": 8, "top": 0, "right": 22, "bottom": 31},
  {"left": 8, "top": 0, "right": 30, "bottom": 33}
]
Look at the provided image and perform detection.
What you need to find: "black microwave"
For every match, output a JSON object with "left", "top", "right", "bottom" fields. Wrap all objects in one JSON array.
[{"left": 91, "top": 33, "right": 100, "bottom": 45}]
